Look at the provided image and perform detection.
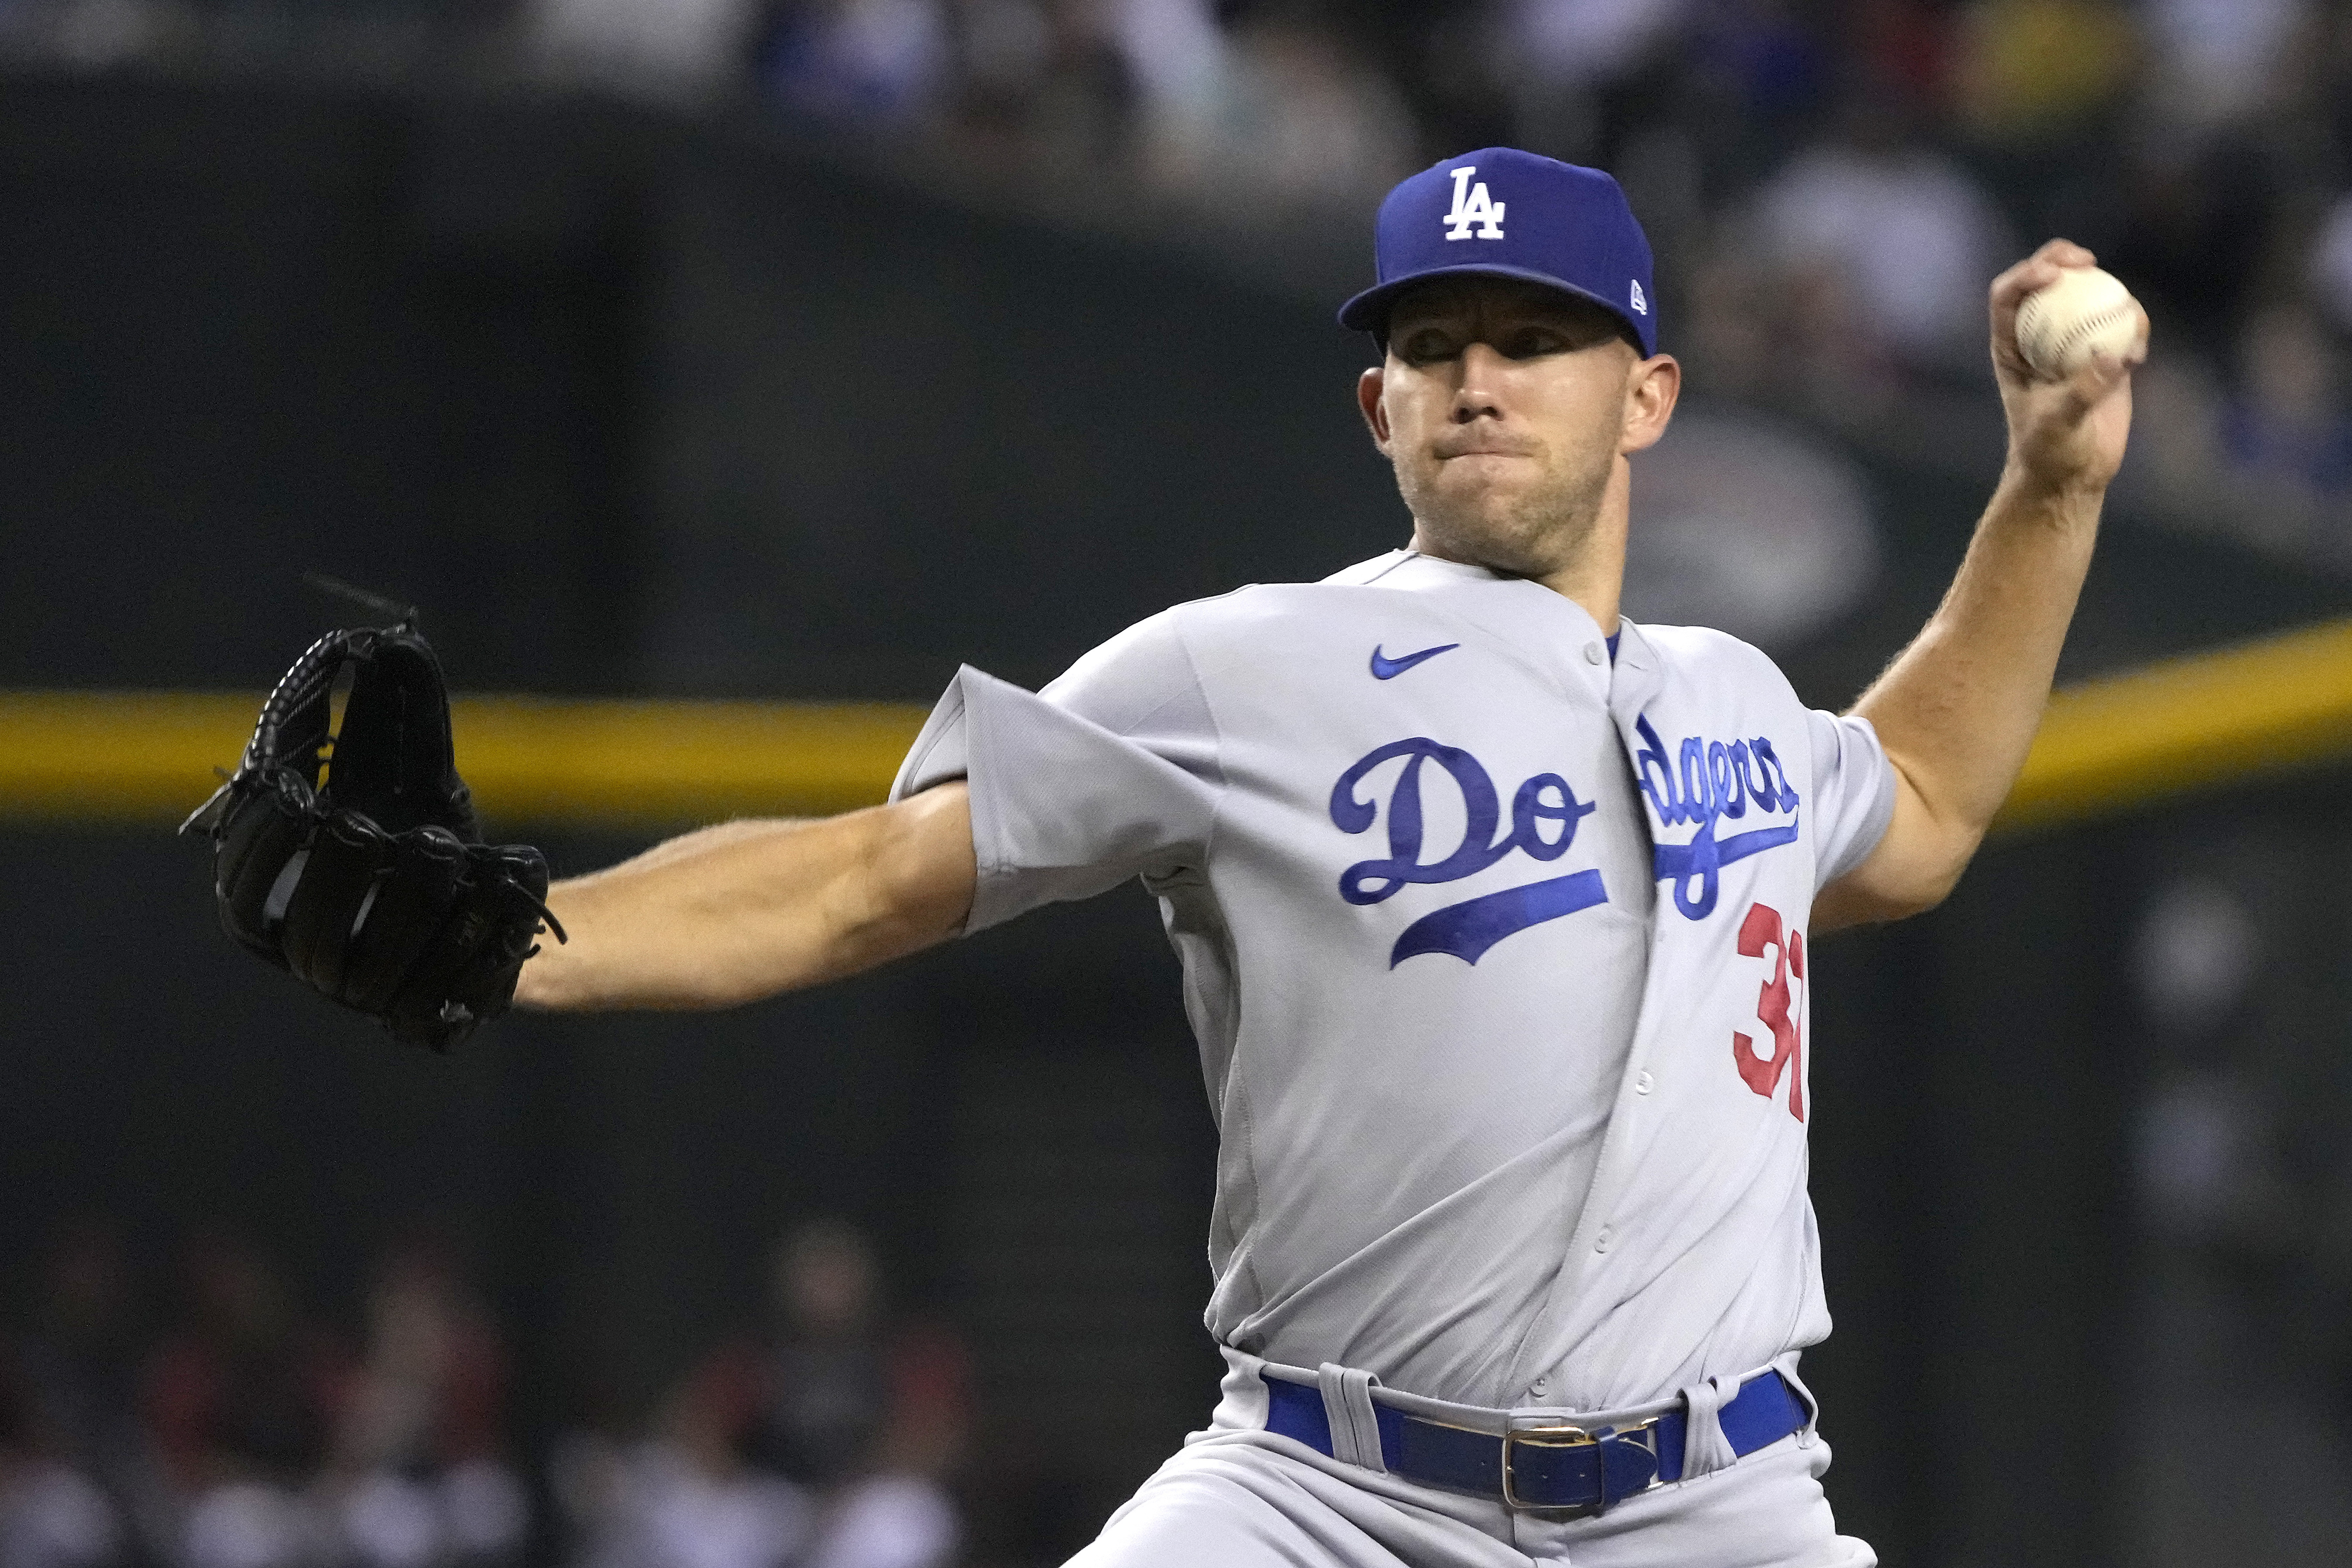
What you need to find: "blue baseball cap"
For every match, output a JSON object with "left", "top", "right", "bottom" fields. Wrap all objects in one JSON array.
[{"left": 1337, "top": 149, "right": 1658, "bottom": 357}]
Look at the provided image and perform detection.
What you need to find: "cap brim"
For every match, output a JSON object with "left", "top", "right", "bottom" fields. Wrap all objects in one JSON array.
[{"left": 1337, "top": 263, "right": 1650, "bottom": 353}]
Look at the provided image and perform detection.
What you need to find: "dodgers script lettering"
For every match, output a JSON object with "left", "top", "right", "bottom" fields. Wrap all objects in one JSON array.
[
  {"left": 1633, "top": 716, "right": 1802, "bottom": 920},
  {"left": 1329, "top": 738, "right": 1605, "bottom": 967}
]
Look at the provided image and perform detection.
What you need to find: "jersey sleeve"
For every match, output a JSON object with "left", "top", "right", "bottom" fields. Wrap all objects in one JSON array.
[
  {"left": 889, "top": 611, "right": 1224, "bottom": 934},
  {"left": 1805, "top": 708, "right": 1897, "bottom": 886}
]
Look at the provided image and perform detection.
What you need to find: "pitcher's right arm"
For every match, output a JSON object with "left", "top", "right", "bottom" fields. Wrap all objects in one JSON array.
[{"left": 514, "top": 783, "right": 976, "bottom": 1012}]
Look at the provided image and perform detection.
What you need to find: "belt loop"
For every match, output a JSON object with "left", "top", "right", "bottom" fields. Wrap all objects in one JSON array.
[
  {"left": 1776, "top": 1359, "right": 1822, "bottom": 1448},
  {"left": 1316, "top": 1363, "right": 1387, "bottom": 1473},
  {"left": 1677, "top": 1372, "right": 1741, "bottom": 1480}
]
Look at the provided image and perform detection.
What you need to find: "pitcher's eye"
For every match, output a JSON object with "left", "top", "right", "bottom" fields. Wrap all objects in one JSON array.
[
  {"left": 1501, "top": 326, "right": 1569, "bottom": 359},
  {"left": 1394, "top": 328, "right": 1459, "bottom": 366}
]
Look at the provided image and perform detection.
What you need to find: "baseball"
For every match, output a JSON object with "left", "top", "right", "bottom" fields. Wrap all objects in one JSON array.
[{"left": 2014, "top": 265, "right": 2144, "bottom": 378}]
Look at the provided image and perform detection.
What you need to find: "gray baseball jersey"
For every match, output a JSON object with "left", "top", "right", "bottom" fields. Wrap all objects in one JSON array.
[{"left": 891, "top": 548, "right": 1894, "bottom": 1417}]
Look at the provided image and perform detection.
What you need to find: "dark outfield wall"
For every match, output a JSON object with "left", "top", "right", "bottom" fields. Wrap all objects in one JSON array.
[
  {"left": 6, "top": 68, "right": 2352, "bottom": 1567},
  {"left": 6, "top": 72, "right": 2346, "bottom": 701}
]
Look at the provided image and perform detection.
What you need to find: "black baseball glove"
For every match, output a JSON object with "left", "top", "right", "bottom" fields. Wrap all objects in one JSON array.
[{"left": 182, "top": 617, "right": 563, "bottom": 1050}]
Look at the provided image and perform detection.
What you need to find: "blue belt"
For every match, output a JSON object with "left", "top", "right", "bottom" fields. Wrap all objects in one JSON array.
[{"left": 1264, "top": 1369, "right": 1807, "bottom": 1514}]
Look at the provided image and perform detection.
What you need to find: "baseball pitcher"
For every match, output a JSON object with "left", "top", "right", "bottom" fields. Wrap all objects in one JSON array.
[{"left": 202, "top": 149, "right": 2146, "bottom": 1567}]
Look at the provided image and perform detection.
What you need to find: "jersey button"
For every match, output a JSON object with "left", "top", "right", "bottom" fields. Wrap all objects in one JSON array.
[
  {"left": 1635, "top": 1071, "right": 1654, "bottom": 1095},
  {"left": 1594, "top": 1226, "right": 1615, "bottom": 1254},
  {"left": 1530, "top": 1375, "right": 1549, "bottom": 1396},
  {"left": 1583, "top": 642, "right": 1604, "bottom": 665}
]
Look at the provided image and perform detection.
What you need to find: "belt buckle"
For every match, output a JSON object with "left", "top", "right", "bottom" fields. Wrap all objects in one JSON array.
[
  {"left": 1501, "top": 1422, "right": 1597, "bottom": 1512},
  {"left": 1500, "top": 1417, "right": 1663, "bottom": 1514}
]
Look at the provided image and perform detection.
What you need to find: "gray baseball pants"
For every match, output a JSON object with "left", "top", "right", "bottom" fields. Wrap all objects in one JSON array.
[{"left": 1066, "top": 1352, "right": 1877, "bottom": 1568}]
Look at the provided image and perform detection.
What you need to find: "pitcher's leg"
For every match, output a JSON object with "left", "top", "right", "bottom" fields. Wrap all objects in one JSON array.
[
  {"left": 1512, "top": 1435, "right": 1877, "bottom": 1568},
  {"left": 1066, "top": 1436, "right": 1530, "bottom": 1568}
]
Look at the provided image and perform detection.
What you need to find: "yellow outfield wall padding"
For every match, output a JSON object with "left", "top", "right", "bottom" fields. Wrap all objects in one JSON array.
[
  {"left": 0, "top": 692, "right": 932, "bottom": 829},
  {"left": 444, "top": 696, "right": 931, "bottom": 825},
  {"left": 1993, "top": 617, "right": 2352, "bottom": 832},
  {"left": 6, "top": 616, "right": 2352, "bottom": 832}
]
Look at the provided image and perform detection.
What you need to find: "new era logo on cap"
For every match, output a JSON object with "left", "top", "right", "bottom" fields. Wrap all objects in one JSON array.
[{"left": 1338, "top": 148, "right": 1659, "bottom": 358}]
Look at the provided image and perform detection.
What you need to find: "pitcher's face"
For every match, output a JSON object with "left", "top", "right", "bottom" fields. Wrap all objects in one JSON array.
[{"left": 1359, "top": 277, "right": 1670, "bottom": 580}]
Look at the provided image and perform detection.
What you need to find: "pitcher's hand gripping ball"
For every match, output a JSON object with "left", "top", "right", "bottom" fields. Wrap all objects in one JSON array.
[
  {"left": 181, "top": 620, "right": 563, "bottom": 1050},
  {"left": 2013, "top": 265, "right": 2145, "bottom": 378}
]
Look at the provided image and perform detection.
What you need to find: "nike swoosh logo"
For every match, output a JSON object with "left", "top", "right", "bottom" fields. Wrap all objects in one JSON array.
[{"left": 1369, "top": 642, "right": 1460, "bottom": 680}]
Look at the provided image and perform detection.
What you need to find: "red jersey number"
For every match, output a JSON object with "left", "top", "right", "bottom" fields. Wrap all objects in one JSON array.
[{"left": 1732, "top": 902, "right": 1806, "bottom": 1122}]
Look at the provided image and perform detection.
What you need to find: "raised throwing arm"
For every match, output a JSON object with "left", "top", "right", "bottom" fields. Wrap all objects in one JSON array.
[
  {"left": 1814, "top": 240, "right": 2147, "bottom": 932},
  {"left": 514, "top": 783, "right": 977, "bottom": 1011}
]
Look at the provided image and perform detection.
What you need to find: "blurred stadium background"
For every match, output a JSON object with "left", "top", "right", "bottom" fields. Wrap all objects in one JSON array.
[{"left": 6, "top": 1, "right": 2352, "bottom": 1566}]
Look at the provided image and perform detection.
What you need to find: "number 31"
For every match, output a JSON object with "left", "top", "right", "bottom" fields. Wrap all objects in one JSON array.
[{"left": 1732, "top": 902, "right": 1806, "bottom": 1122}]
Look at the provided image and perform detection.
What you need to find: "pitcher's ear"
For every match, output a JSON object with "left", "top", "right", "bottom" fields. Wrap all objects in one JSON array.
[
  {"left": 1359, "top": 366, "right": 1391, "bottom": 450},
  {"left": 1622, "top": 353, "right": 1680, "bottom": 455}
]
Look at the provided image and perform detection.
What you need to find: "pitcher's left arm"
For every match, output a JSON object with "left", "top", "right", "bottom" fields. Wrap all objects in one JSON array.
[{"left": 1814, "top": 240, "right": 2148, "bottom": 933}]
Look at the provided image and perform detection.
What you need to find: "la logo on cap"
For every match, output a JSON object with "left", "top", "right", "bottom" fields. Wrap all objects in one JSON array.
[{"left": 1442, "top": 166, "right": 1504, "bottom": 240}]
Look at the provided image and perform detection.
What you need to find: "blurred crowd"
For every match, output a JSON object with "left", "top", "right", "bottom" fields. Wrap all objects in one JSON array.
[
  {"left": 0, "top": 1220, "right": 963, "bottom": 1568},
  {"left": 6, "top": 0, "right": 2352, "bottom": 561},
  {"left": 733, "top": 0, "right": 2352, "bottom": 569}
]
